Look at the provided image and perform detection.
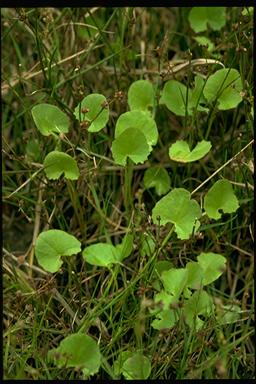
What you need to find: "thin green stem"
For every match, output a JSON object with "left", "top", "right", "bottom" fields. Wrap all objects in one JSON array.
[
  {"left": 157, "top": 224, "right": 175, "bottom": 256},
  {"left": 66, "top": 180, "right": 86, "bottom": 239},
  {"left": 124, "top": 159, "right": 134, "bottom": 219}
]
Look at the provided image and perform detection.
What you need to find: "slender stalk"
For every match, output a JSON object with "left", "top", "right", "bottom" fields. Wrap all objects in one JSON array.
[
  {"left": 157, "top": 224, "right": 175, "bottom": 256},
  {"left": 124, "top": 159, "right": 134, "bottom": 219},
  {"left": 66, "top": 180, "right": 86, "bottom": 238}
]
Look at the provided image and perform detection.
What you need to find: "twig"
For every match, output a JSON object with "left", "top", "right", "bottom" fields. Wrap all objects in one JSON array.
[
  {"left": 5, "top": 168, "right": 43, "bottom": 199},
  {"left": 52, "top": 288, "right": 81, "bottom": 326},
  {"left": 3, "top": 247, "right": 48, "bottom": 276},
  {"left": 191, "top": 139, "right": 254, "bottom": 196},
  {"left": 28, "top": 179, "right": 46, "bottom": 277},
  {"left": 2, "top": 56, "right": 224, "bottom": 96}
]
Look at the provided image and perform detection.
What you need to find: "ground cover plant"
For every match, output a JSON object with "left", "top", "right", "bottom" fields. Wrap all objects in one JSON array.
[{"left": 2, "top": 7, "right": 254, "bottom": 380}]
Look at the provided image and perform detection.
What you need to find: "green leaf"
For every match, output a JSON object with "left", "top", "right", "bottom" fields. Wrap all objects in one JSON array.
[
  {"left": 169, "top": 140, "right": 211, "bottom": 163},
  {"left": 116, "top": 232, "right": 134, "bottom": 262},
  {"left": 43, "top": 151, "right": 80, "bottom": 180},
  {"left": 143, "top": 166, "right": 171, "bottom": 195},
  {"left": 74, "top": 93, "right": 109, "bottom": 132},
  {"left": 197, "top": 252, "right": 226, "bottom": 285},
  {"left": 154, "top": 290, "right": 177, "bottom": 310},
  {"left": 193, "top": 36, "right": 214, "bottom": 52},
  {"left": 31, "top": 103, "right": 69, "bottom": 136},
  {"left": 82, "top": 243, "right": 119, "bottom": 267},
  {"left": 152, "top": 188, "right": 201, "bottom": 240},
  {"left": 186, "top": 261, "right": 205, "bottom": 290},
  {"left": 111, "top": 127, "right": 151, "bottom": 166},
  {"left": 115, "top": 110, "right": 158, "bottom": 148},
  {"left": 151, "top": 308, "right": 177, "bottom": 330},
  {"left": 128, "top": 80, "right": 154, "bottom": 111},
  {"left": 188, "top": 7, "right": 226, "bottom": 33},
  {"left": 242, "top": 7, "right": 253, "bottom": 16},
  {"left": 113, "top": 351, "right": 133, "bottom": 377},
  {"left": 151, "top": 260, "right": 173, "bottom": 291},
  {"left": 204, "top": 179, "right": 239, "bottom": 219},
  {"left": 190, "top": 75, "right": 208, "bottom": 112},
  {"left": 154, "top": 260, "right": 173, "bottom": 276},
  {"left": 160, "top": 80, "right": 192, "bottom": 116},
  {"left": 217, "top": 304, "right": 242, "bottom": 325},
  {"left": 203, "top": 68, "right": 243, "bottom": 110},
  {"left": 160, "top": 77, "right": 208, "bottom": 116},
  {"left": 48, "top": 333, "right": 101, "bottom": 378},
  {"left": 121, "top": 353, "right": 151, "bottom": 380},
  {"left": 35, "top": 230, "right": 81, "bottom": 273},
  {"left": 161, "top": 268, "right": 188, "bottom": 298},
  {"left": 183, "top": 290, "right": 214, "bottom": 330}
]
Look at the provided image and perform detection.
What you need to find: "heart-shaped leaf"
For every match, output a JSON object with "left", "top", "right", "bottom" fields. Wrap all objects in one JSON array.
[
  {"left": 74, "top": 93, "right": 109, "bottom": 132},
  {"left": 169, "top": 140, "right": 212, "bottom": 163},
  {"left": 35, "top": 230, "right": 81, "bottom": 273},
  {"left": 128, "top": 79, "right": 154, "bottom": 112},
  {"left": 143, "top": 166, "right": 171, "bottom": 195},
  {"left": 152, "top": 188, "right": 201, "bottom": 240},
  {"left": 197, "top": 252, "right": 226, "bottom": 285},
  {"left": 111, "top": 127, "right": 151, "bottom": 166},
  {"left": 48, "top": 333, "right": 101, "bottom": 378},
  {"left": 82, "top": 243, "right": 119, "bottom": 267},
  {"left": 203, "top": 68, "right": 243, "bottom": 110},
  {"left": 115, "top": 110, "right": 158, "bottom": 148},
  {"left": 189, "top": 7, "right": 226, "bottom": 33},
  {"left": 43, "top": 151, "right": 80, "bottom": 180},
  {"left": 204, "top": 179, "right": 239, "bottom": 219},
  {"left": 31, "top": 103, "right": 69, "bottom": 136}
]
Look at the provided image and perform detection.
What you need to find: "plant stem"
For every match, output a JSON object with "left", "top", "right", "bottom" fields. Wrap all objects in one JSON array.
[
  {"left": 66, "top": 179, "right": 86, "bottom": 239},
  {"left": 124, "top": 159, "right": 133, "bottom": 219},
  {"left": 157, "top": 224, "right": 175, "bottom": 256}
]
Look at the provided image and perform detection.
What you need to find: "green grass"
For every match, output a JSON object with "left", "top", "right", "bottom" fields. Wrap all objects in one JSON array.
[{"left": 2, "top": 7, "right": 254, "bottom": 380}]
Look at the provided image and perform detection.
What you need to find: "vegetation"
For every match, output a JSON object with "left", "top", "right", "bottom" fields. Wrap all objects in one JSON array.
[{"left": 2, "top": 7, "right": 254, "bottom": 380}]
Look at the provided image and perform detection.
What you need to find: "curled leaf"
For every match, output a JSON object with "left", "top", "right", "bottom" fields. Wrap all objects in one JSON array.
[
  {"left": 32, "top": 103, "right": 69, "bottom": 136},
  {"left": 35, "top": 230, "right": 81, "bottom": 273},
  {"left": 43, "top": 151, "right": 80, "bottom": 180},
  {"left": 169, "top": 140, "right": 211, "bottom": 163},
  {"left": 82, "top": 243, "right": 119, "bottom": 267}
]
